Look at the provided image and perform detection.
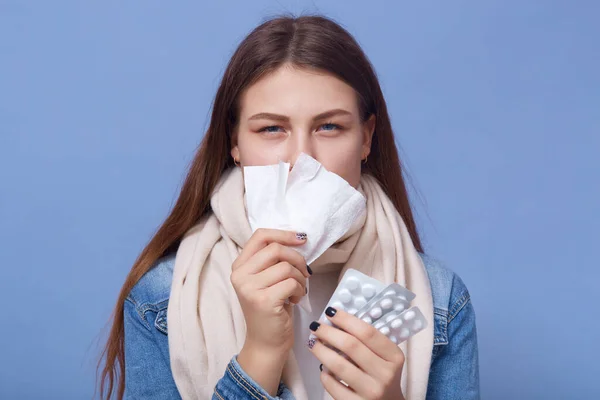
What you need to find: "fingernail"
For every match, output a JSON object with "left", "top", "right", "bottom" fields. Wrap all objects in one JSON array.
[
  {"left": 296, "top": 232, "right": 307, "bottom": 241},
  {"left": 305, "top": 286, "right": 308, "bottom": 294},
  {"left": 309, "top": 321, "right": 320, "bottom": 332},
  {"left": 325, "top": 307, "right": 337, "bottom": 317},
  {"left": 307, "top": 265, "right": 313, "bottom": 275},
  {"left": 319, "top": 364, "right": 323, "bottom": 371},
  {"left": 307, "top": 338, "right": 316, "bottom": 349}
]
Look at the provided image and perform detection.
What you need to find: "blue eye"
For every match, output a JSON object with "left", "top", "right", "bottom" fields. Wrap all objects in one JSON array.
[
  {"left": 259, "top": 126, "right": 284, "bottom": 133},
  {"left": 321, "top": 123, "right": 341, "bottom": 131}
]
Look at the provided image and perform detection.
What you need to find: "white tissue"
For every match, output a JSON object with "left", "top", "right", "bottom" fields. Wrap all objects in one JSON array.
[
  {"left": 244, "top": 153, "right": 366, "bottom": 265},
  {"left": 244, "top": 153, "right": 367, "bottom": 312}
]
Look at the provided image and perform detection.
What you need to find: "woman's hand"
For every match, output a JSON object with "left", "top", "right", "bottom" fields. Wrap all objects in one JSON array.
[
  {"left": 308, "top": 307, "right": 406, "bottom": 400},
  {"left": 232, "top": 228, "right": 310, "bottom": 351},
  {"left": 231, "top": 228, "right": 311, "bottom": 395}
]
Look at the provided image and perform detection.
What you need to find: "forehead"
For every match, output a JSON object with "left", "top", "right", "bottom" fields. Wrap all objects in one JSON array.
[{"left": 238, "top": 65, "right": 359, "bottom": 118}]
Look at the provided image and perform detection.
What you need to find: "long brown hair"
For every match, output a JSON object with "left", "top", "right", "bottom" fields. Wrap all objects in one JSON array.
[{"left": 97, "top": 13, "right": 423, "bottom": 399}]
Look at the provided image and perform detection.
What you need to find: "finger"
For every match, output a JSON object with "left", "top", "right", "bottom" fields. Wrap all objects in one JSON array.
[
  {"left": 266, "top": 277, "right": 305, "bottom": 304},
  {"left": 309, "top": 339, "right": 374, "bottom": 396},
  {"left": 324, "top": 307, "right": 403, "bottom": 363},
  {"left": 233, "top": 229, "right": 307, "bottom": 270},
  {"left": 320, "top": 371, "right": 361, "bottom": 400},
  {"left": 245, "top": 242, "right": 310, "bottom": 277},
  {"left": 309, "top": 320, "right": 389, "bottom": 378},
  {"left": 254, "top": 262, "right": 307, "bottom": 293}
]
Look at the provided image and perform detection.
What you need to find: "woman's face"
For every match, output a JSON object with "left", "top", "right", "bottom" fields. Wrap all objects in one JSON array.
[{"left": 231, "top": 64, "right": 375, "bottom": 188}]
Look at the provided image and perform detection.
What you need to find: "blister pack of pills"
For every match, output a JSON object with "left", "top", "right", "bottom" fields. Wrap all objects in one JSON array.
[
  {"left": 353, "top": 283, "right": 416, "bottom": 326},
  {"left": 312, "top": 269, "right": 386, "bottom": 334},
  {"left": 310, "top": 269, "right": 427, "bottom": 348},
  {"left": 371, "top": 307, "right": 428, "bottom": 344}
]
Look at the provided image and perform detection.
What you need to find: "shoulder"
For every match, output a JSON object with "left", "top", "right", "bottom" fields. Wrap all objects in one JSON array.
[
  {"left": 127, "top": 252, "right": 176, "bottom": 309},
  {"left": 419, "top": 253, "right": 472, "bottom": 322},
  {"left": 420, "top": 254, "right": 480, "bottom": 396}
]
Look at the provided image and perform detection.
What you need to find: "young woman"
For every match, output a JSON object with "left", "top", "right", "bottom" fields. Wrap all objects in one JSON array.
[{"left": 98, "top": 14, "right": 480, "bottom": 400}]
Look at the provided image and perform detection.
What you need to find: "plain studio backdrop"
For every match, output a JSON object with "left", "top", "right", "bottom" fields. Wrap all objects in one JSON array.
[{"left": 1, "top": 1, "right": 598, "bottom": 399}]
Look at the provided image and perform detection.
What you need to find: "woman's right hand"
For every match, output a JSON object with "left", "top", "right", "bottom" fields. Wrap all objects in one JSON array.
[
  {"left": 231, "top": 228, "right": 310, "bottom": 352},
  {"left": 231, "top": 229, "right": 311, "bottom": 396}
]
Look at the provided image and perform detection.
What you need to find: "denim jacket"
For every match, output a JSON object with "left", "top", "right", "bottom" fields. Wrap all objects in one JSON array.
[{"left": 124, "top": 253, "right": 480, "bottom": 399}]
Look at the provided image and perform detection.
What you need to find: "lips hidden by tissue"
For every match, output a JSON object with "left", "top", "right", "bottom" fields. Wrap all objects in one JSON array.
[{"left": 243, "top": 153, "right": 367, "bottom": 266}]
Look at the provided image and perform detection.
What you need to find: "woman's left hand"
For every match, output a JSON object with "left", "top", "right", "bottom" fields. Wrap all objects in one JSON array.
[{"left": 307, "top": 307, "right": 406, "bottom": 400}]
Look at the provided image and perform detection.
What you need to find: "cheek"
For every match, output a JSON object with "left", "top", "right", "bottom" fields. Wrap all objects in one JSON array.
[
  {"left": 237, "top": 131, "right": 285, "bottom": 165},
  {"left": 317, "top": 145, "right": 363, "bottom": 188}
]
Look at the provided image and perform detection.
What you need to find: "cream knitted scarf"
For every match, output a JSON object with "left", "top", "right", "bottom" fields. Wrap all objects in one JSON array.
[{"left": 167, "top": 167, "right": 434, "bottom": 399}]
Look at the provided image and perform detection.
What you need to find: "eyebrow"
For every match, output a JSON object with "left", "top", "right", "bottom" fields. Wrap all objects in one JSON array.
[{"left": 248, "top": 108, "right": 353, "bottom": 122}]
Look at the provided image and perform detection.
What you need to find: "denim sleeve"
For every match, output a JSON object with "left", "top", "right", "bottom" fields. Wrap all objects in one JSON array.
[
  {"left": 426, "top": 290, "right": 481, "bottom": 399},
  {"left": 123, "top": 297, "right": 182, "bottom": 399},
  {"left": 212, "top": 355, "right": 295, "bottom": 400},
  {"left": 124, "top": 296, "right": 295, "bottom": 400}
]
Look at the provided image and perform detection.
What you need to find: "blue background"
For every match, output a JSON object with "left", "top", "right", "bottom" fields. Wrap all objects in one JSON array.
[{"left": 1, "top": 1, "right": 598, "bottom": 399}]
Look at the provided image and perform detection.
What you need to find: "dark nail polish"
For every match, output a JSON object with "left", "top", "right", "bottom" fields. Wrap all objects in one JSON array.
[
  {"left": 305, "top": 286, "right": 308, "bottom": 294},
  {"left": 319, "top": 364, "right": 323, "bottom": 371},
  {"left": 309, "top": 321, "right": 320, "bottom": 332},
  {"left": 307, "top": 265, "right": 313, "bottom": 275},
  {"left": 307, "top": 338, "right": 316, "bottom": 349},
  {"left": 296, "top": 232, "right": 307, "bottom": 241},
  {"left": 325, "top": 307, "right": 337, "bottom": 317}
]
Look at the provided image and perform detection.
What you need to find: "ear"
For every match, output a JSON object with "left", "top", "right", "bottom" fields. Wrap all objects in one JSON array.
[
  {"left": 362, "top": 113, "right": 376, "bottom": 158},
  {"left": 230, "top": 146, "right": 240, "bottom": 163}
]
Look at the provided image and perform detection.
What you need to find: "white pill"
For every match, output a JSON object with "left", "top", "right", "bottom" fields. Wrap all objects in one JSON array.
[
  {"left": 398, "top": 295, "right": 407, "bottom": 302},
  {"left": 390, "top": 336, "right": 398, "bottom": 344},
  {"left": 382, "top": 298, "right": 395, "bottom": 310},
  {"left": 394, "top": 303, "right": 406, "bottom": 312},
  {"left": 345, "top": 277, "right": 360, "bottom": 291},
  {"left": 338, "top": 289, "right": 352, "bottom": 303},
  {"left": 386, "top": 314, "right": 397, "bottom": 323},
  {"left": 332, "top": 301, "right": 344, "bottom": 310},
  {"left": 391, "top": 318, "right": 403, "bottom": 329},
  {"left": 399, "top": 328, "right": 410, "bottom": 340},
  {"left": 369, "top": 307, "right": 382, "bottom": 319},
  {"left": 384, "top": 289, "right": 396, "bottom": 296},
  {"left": 403, "top": 310, "right": 416, "bottom": 321},
  {"left": 347, "top": 308, "right": 358, "bottom": 315},
  {"left": 412, "top": 320, "right": 423, "bottom": 331},
  {"left": 361, "top": 316, "right": 373, "bottom": 324},
  {"left": 379, "top": 327, "right": 390, "bottom": 336},
  {"left": 374, "top": 321, "right": 385, "bottom": 329},
  {"left": 362, "top": 284, "right": 376, "bottom": 298},
  {"left": 353, "top": 297, "right": 367, "bottom": 309}
]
